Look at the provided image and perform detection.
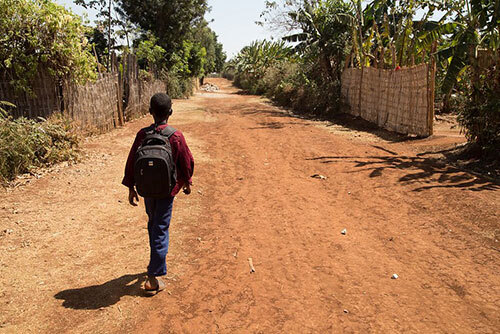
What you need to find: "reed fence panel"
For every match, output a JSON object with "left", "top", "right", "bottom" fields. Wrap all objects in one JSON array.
[
  {"left": 63, "top": 73, "right": 118, "bottom": 133},
  {"left": 1, "top": 54, "right": 173, "bottom": 134},
  {"left": 0, "top": 71, "right": 60, "bottom": 119},
  {"left": 341, "top": 64, "right": 432, "bottom": 137}
]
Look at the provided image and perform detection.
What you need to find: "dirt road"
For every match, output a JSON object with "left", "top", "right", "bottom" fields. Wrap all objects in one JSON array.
[{"left": 1, "top": 79, "right": 499, "bottom": 333}]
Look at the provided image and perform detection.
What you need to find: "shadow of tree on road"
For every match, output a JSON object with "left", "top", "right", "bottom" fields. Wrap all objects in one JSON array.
[
  {"left": 54, "top": 273, "right": 146, "bottom": 310},
  {"left": 307, "top": 155, "right": 500, "bottom": 192}
]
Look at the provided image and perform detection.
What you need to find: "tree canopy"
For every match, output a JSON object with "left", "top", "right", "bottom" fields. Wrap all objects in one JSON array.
[{"left": 0, "top": 0, "right": 97, "bottom": 94}]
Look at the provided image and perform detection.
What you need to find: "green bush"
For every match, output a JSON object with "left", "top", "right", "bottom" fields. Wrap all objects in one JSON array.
[
  {"left": 234, "top": 56, "right": 343, "bottom": 117},
  {"left": 0, "top": 0, "right": 97, "bottom": 95},
  {"left": 0, "top": 114, "right": 79, "bottom": 184},
  {"left": 459, "top": 91, "right": 500, "bottom": 157},
  {"left": 164, "top": 71, "right": 194, "bottom": 99}
]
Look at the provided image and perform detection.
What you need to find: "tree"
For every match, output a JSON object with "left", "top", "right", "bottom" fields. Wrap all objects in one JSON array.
[
  {"left": 74, "top": 0, "right": 118, "bottom": 69},
  {"left": 283, "top": 0, "right": 355, "bottom": 81},
  {"left": 191, "top": 20, "right": 227, "bottom": 74},
  {"left": 0, "top": 0, "right": 97, "bottom": 94},
  {"left": 86, "top": 26, "right": 108, "bottom": 65},
  {"left": 135, "top": 34, "right": 167, "bottom": 72},
  {"left": 439, "top": 0, "right": 499, "bottom": 111},
  {"left": 233, "top": 40, "right": 293, "bottom": 83},
  {"left": 117, "top": 0, "right": 208, "bottom": 55}
]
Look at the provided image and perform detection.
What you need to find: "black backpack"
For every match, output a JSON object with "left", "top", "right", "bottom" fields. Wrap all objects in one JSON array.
[{"left": 134, "top": 125, "right": 177, "bottom": 198}]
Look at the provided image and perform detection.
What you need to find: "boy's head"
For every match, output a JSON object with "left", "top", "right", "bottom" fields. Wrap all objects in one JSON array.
[{"left": 149, "top": 93, "right": 172, "bottom": 121}]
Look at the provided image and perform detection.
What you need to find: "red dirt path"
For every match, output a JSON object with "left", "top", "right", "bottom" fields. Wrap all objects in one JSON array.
[{"left": 1, "top": 79, "right": 499, "bottom": 333}]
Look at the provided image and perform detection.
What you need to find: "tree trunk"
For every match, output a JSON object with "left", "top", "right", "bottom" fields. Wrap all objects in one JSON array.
[{"left": 107, "top": 0, "right": 112, "bottom": 71}]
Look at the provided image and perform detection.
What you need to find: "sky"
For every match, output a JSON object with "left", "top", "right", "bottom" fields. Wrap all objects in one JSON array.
[{"left": 55, "top": 0, "right": 275, "bottom": 59}]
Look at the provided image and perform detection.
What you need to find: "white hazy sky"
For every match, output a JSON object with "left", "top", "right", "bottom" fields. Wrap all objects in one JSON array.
[{"left": 55, "top": 0, "right": 275, "bottom": 58}]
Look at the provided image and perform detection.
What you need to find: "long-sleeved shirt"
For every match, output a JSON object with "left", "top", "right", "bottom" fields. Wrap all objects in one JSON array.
[{"left": 122, "top": 123, "right": 194, "bottom": 197}]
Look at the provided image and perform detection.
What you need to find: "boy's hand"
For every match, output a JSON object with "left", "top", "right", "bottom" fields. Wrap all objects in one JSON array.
[
  {"left": 183, "top": 183, "right": 191, "bottom": 195},
  {"left": 129, "top": 188, "right": 139, "bottom": 206}
]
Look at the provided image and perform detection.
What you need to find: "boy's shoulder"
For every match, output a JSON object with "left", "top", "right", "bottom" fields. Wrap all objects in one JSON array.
[
  {"left": 137, "top": 124, "right": 184, "bottom": 139},
  {"left": 138, "top": 124, "right": 156, "bottom": 134}
]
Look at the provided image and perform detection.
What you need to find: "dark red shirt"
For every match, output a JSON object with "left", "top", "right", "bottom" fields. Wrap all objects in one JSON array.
[{"left": 122, "top": 123, "right": 194, "bottom": 197}]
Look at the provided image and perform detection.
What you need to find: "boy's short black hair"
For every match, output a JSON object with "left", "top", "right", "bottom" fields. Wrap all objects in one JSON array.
[{"left": 149, "top": 93, "right": 172, "bottom": 119}]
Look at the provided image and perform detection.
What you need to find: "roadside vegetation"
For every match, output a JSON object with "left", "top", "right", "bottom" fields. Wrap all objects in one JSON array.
[
  {"left": 0, "top": 110, "right": 80, "bottom": 185},
  {"left": 227, "top": 0, "right": 499, "bottom": 160},
  {"left": 79, "top": 0, "right": 226, "bottom": 98},
  {"left": 0, "top": 0, "right": 225, "bottom": 183}
]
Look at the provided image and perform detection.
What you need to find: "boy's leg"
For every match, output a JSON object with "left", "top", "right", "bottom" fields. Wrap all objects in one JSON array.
[{"left": 145, "top": 197, "right": 174, "bottom": 277}]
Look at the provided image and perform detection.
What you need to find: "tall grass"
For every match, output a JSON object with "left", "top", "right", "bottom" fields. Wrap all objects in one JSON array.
[{"left": 0, "top": 114, "right": 80, "bottom": 184}]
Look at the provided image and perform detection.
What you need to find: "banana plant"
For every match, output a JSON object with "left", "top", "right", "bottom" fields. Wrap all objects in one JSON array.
[
  {"left": 233, "top": 40, "right": 293, "bottom": 82},
  {"left": 439, "top": 0, "right": 499, "bottom": 111},
  {"left": 359, "top": 0, "right": 457, "bottom": 68},
  {"left": 282, "top": 0, "right": 355, "bottom": 80}
]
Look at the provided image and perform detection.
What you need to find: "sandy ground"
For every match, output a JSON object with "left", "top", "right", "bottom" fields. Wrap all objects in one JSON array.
[{"left": 0, "top": 78, "right": 499, "bottom": 333}]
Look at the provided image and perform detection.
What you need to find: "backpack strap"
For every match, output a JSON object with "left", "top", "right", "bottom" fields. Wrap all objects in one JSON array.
[
  {"left": 143, "top": 124, "right": 156, "bottom": 135},
  {"left": 160, "top": 126, "right": 177, "bottom": 138}
]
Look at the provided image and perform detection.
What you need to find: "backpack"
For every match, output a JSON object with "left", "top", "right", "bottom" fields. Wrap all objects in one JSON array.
[{"left": 134, "top": 125, "right": 177, "bottom": 198}]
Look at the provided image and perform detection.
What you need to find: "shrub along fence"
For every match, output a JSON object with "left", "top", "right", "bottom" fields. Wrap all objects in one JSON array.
[
  {"left": 0, "top": 54, "right": 168, "bottom": 134},
  {"left": 0, "top": 71, "right": 61, "bottom": 120},
  {"left": 341, "top": 62, "right": 436, "bottom": 137}
]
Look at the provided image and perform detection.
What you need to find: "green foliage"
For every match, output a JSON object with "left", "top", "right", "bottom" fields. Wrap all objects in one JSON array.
[
  {"left": 459, "top": 74, "right": 500, "bottom": 156},
  {"left": 233, "top": 40, "right": 293, "bottom": 92},
  {"left": 0, "top": 0, "right": 97, "bottom": 94},
  {"left": 164, "top": 71, "right": 194, "bottom": 99},
  {"left": 191, "top": 20, "right": 227, "bottom": 74},
  {"left": 86, "top": 26, "right": 108, "bottom": 65},
  {"left": 189, "top": 43, "right": 208, "bottom": 78},
  {"left": 116, "top": 1, "right": 223, "bottom": 78},
  {"left": 284, "top": 0, "right": 354, "bottom": 79},
  {"left": 233, "top": 1, "right": 353, "bottom": 115},
  {"left": 0, "top": 101, "right": 15, "bottom": 118},
  {"left": 459, "top": 52, "right": 500, "bottom": 156},
  {"left": 352, "top": 0, "right": 456, "bottom": 68},
  {"left": 438, "top": 0, "right": 498, "bottom": 103},
  {"left": 0, "top": 114, "right": 80, "bottom": 184},
  {"left": 117, "top": 0, "right": 208, "bottom": 54},
  {"left": 135, "top": 35, "right": 167, "bottom": 71}
]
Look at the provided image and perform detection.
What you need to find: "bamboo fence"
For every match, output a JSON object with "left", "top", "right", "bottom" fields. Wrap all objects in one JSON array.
[
  {"left": 341, "top": 63, "right": 435, "bottom": 137},
  {"left": 0, "top": 71, "right": 60, "bottom": 119},
  {"left": 0, "top": 55, "right": 170, "bottom": 134},
  {"left": 63, "top": 73, "right": 118, "bottom": 133}
]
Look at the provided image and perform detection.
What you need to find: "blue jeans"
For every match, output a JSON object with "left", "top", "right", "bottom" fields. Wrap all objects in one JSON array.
[{"left": 144, "top": 197, "right": 174, "bottom": 277}]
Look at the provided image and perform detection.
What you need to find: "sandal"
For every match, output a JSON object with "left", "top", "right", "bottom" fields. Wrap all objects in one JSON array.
[{"left": 144, "top": 277, "right": 166, "bottom": 296}]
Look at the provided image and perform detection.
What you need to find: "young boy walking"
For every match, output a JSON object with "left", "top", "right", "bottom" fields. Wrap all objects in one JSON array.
[{"left": 122, "top": 93, "right": 194, "bottom": 295}]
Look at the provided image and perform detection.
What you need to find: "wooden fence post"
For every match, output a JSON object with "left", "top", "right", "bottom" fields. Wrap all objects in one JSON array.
[
  {"left": 358, "top": 65, "right": 364, "bottom": 116},
  {"left": 427, "top": 41, "right": 437, "bottom": 136},
  {"left": 391, "top": 44, "right": 397, "bottom": 69},
  {"left": 115, "top": 81, "right": 124, "bottom": 126}
]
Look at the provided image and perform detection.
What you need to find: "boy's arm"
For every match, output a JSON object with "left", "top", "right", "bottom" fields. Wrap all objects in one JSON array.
[
  {"left": 123, "top": 131, "right": 145, "bottom": 205},
  {"left": 172, "top": 131, "right": 195, "bottom": 190}
]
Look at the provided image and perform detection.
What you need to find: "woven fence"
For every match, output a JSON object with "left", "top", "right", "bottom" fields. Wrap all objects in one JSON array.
[
  {"left": 0, "top": 71, "right": 60, "bottom": 119},
  {"left": 341, "top": 64, "right": 434, "bottom": 137},
  {"left": 0, "top": 54, "right": 171, "bottom": 134},
  {"left": 125, "top": 78, "right": 167, "bottom": 121},
  {"left": 63, "top": 73, "right": 119, "bottom": 133}
]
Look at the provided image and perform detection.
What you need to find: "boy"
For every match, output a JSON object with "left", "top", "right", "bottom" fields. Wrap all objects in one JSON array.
[{"left": 122, "top": 93, "right": 194, "bottom": 295}]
